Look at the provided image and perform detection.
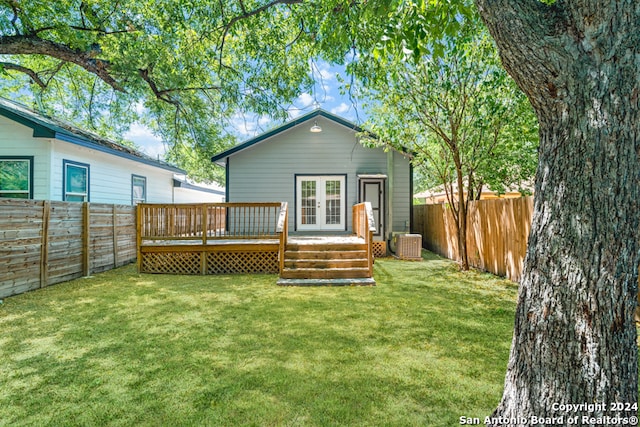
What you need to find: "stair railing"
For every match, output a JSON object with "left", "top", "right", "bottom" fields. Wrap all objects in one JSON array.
[
  {"left": 353, "top": 202, "right": 376, "bottom": 277},
  {"left": 276, "top": 202, "right": 289, "bottom": 274}
]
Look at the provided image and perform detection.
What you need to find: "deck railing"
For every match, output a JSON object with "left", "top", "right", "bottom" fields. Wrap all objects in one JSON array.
[
  {"left": 136, "top": 202, "right": 288, "bottom": 275},
  {"left": 353, "top": 202, "right": 376, "bottom": 277},
  {"left": 137, "top": 202, "right": 286, "bottom": 243}
]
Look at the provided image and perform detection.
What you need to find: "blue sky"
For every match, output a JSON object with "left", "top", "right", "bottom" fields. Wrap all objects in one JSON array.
[{"left": 125, "top": 61, "right": 367, "bottom": 159}]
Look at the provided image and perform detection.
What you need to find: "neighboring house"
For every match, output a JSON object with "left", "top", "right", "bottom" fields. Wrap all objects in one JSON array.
[
  {"left": 173, "top": 177, "right": 225, "bottom": 203},
  {"left": 211, "top": 109, "right": 413, "bottom": 246},
  {"left": 414, "top": 183, "right": 532, "bottom": 205},
  {"left": 0, "top": 97, "right": 222, "bottom": 204}
]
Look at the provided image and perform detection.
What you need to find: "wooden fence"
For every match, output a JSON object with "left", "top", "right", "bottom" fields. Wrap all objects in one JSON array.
[
  {"left": 412, "top": 197, "right": 534, "bottom": 282},
  {"left": 0, "top": 199, "right": 136, "bottom": 298}
]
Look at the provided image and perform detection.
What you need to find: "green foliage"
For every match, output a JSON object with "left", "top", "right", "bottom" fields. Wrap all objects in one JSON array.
[
  {"left": 359, "top": 20, "right": 538, "bottom": 200},
  {"left": 0, "top": 160, "right": 29, "bottom": 195},
  {"left": 0, "top": 0, "right": 537, "bottom": 186},
  {"left": 0, "top": 0, "right": 324, "bottom": 182}
]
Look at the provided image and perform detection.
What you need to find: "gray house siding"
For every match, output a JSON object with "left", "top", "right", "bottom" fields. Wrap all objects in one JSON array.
[
  {"left": 391, "top": 152, "right": 412, "bottom": 232},
  {"left": 225, "top": 114, "right": 411, "bottom": 238}
]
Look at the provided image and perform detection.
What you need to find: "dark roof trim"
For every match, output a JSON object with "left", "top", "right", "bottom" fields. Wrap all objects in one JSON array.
[
  {"left": 173, "top": 178, "right": 225, "bottom": 195},
  {"left": 211, "top": 109, "right": 365, "bottom": 165},
  {"left": 0, "top": 98, "right": 185, "bottom": 174},
  {"left": 0, "top": 104, "right": 56, "bottom": 138},
  {"left": 56, "top": 132, "right": 184, "bottom": 173}
]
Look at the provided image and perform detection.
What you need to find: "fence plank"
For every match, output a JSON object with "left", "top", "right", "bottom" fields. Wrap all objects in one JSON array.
[
  {"left": 83, "top": 202, "right": 90, "bottom": 277},
  {"left": 0, "top": 199, "right": 136, "bottom": 299},
  {"left": 40, "top": 201, "right": 50, "bottom": 288},
  {"left": 112, "top": 205, "right": 119, "bottom": 268},
  {"left": 413, "top": 197, "right": 534, "bottom": 282}
]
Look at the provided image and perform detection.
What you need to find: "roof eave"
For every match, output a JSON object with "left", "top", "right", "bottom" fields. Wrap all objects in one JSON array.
[
  {"left": 0, "top": 99, "right": 185, "bottom": 174},
  {"left": 55, "top": 132, "right": 185, "bottom": 174}
]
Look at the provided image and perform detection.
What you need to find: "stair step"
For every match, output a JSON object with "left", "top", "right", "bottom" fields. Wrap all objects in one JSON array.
[
  {"left": 286, "top": 243, "right": 367, "bottom": 252},
  {"left": 284, "top": 259, "right": 369, "bottom": 269},
  {"left": 285, "top": 250, "right": 367, "bottom": 260},
  {"left": 280, "top": 267, "right": 371, "bottom": 279},
  {"left": 277, "top": 277, "right": 376, "bottom": 287}
]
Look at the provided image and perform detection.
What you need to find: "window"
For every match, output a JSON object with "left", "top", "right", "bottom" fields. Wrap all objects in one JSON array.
[
  {"left": 0, "top": 156, "right": 33, "bottom": 199},
  {"left": 63, "top": 160, "right": 89, "bottom": 202},
  {"left": 132, "top": 175, "right": 146, "bottom": 204}
]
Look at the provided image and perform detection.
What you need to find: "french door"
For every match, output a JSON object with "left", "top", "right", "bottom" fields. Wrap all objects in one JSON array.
[{"left": 296, "top": 175, "right": 346, "bottom": 231}]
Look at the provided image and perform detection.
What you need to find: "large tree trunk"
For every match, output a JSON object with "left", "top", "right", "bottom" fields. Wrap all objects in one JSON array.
[{"left": 476, "top": 0, "right": 639, "bottom": 422}]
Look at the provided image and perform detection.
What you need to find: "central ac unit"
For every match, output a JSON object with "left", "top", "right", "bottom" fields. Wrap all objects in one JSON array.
[{"left": 396, "top": 234, "right": 422, "bottom": 260}]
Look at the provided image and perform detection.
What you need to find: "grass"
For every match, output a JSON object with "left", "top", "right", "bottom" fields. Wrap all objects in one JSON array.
[{"left": 0, "top": 251, "right": 519, "bottom": 427}]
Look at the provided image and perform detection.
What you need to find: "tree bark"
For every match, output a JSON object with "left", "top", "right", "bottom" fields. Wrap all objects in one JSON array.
[
  {"left": 0, "top": 35, "right": 124, "bottom": 91},
  {"left": 454, "top": 152, "right": 470, "bottom": 270},
  {"left": 476, "top": 0, "right": 639, "bottom": 422}
]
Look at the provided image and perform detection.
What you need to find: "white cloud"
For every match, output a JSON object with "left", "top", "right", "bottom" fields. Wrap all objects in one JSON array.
[
  {"left": 124, "top": 123, "right": 166, "bottom": 159},
  {"left": 331, "top": 102, "right": 350, "bottom": 115},
  {"left": 229, "top": 113, "right": 274, "bottom": 138},
  {"left": 132, "top": 101, "right": 146, "bottom": 115},
  {"left": 318, "top": 68, "right": 335, "bottom": 82},
  {"left": 297, "top": 93, "right": 315, "bottom": 108}
]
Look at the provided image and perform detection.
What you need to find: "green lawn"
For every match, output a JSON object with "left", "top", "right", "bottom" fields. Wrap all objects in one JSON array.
[{"left": 0, "top": 252, "right": 518, "bottom": 427}]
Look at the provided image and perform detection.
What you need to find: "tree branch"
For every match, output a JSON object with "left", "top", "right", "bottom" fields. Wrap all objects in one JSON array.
[
  {"left": 138, "top": 68, "right": 180, "bottom": 106},
  {"left": 224, "top": 0, "right": 303, "bottom": 29},
  {"left": 4, "top": 0, "right": 23, "bottom": 34},
  {"left": 0, "top": 34, "right": 124, "bottom": 91},
  {"left": 0, "top": 62, "right": 46, "bottom": 88}
]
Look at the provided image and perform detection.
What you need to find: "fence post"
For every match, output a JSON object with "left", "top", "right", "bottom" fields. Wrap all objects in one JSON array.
[
  {"left": 201, "top": 204, "right": 208, "bottom": 274},
  {"left": 40, "top": 201, "right": 50, "bottom": 288},
  {"left": 112, "top": 205, "right": 119, "bottom": 268},
  {"left": 82, "top": 202, "right": 91, "bottom": 277},
  {"left": 136, "top": 204, "right": 142, "bottom": 273}
]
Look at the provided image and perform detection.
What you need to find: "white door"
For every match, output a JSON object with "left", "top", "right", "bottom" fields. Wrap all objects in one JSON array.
[{"left": 296, "top": 176, "right": 346, "bottom": 231}]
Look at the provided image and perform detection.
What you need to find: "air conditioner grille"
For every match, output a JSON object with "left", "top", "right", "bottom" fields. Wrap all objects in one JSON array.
[{"left": 397, "top": 234, "right": 422, "bottom": 260}]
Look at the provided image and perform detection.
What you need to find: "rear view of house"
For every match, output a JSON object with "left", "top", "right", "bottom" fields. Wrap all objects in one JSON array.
[{"left": 211, "top": 109, "right": 413, "bottom": 255}]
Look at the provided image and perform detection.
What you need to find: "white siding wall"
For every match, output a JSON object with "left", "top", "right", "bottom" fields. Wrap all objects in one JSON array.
[
  {"left": 174, "top": 187, "right": 224, "bottom": 203},
  {"left": 0, "top": 116, "right": 52, "bottom": 199},
  {"left": 228, "top": 116, "right": 411, "bottom": 234},
  {"left": 392, "top": 150, "right": 412, "bottom": 232},
  {"left": 50, "top": 140, "right": 176, "bottom": 204}
]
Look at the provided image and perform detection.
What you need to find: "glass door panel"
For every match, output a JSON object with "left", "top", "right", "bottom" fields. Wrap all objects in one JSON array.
[
  {"left": 296, "top": 176, "right": 345, "bottom": 231},
  {"left": 300, "top": 179, "right": 317, "bottom": 226}
]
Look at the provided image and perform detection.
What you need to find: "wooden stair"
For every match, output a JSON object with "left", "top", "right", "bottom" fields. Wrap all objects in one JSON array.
[{"left": 277, "top": 239, "right": 375, "bottom": 286}]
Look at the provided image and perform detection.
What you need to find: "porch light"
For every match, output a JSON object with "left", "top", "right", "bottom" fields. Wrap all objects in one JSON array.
[{"left": 310, "top": 120, "right": 322, "bottom": 133}]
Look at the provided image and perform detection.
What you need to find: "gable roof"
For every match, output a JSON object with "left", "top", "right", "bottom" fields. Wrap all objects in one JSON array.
[
  {"left": 211, "top": 109, "right": 366, "bottom": 165},
  {"left": 0, "top": 97, "right": 185, "bottom": 173}
]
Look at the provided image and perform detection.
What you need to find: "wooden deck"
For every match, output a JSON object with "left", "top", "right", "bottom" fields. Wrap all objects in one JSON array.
[{"left": 136, "top": 202, "right": 376, "bottom": 284}]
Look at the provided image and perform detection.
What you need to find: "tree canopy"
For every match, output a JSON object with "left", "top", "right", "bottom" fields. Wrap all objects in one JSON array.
[
  {"left": 358, "top": 23, "right": 538, "bottom": 269},
  {"left": 0, "top": 0, "right": 320, "bottom": 181},
  {"left": 0, "top": 0, "right": 476, "bottom": 181}
]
